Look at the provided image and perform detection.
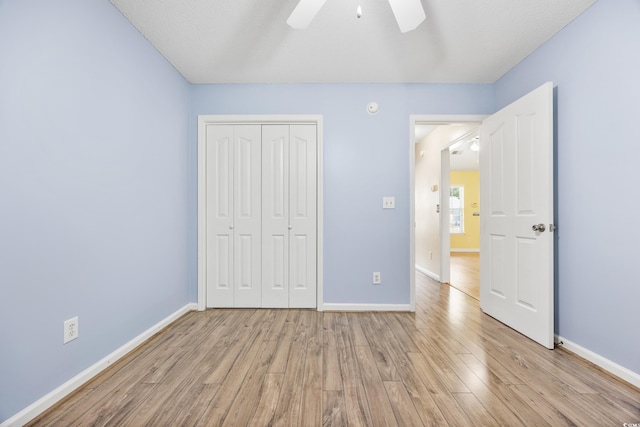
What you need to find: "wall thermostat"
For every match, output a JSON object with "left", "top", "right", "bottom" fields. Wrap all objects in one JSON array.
[{"left": 367, "top": 102, "right": 379, "bottom": 115}]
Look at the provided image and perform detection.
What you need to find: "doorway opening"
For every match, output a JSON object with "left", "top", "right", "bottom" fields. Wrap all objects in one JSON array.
[{"left": 409, "top": 115, "right": 485, "bottom": 310}]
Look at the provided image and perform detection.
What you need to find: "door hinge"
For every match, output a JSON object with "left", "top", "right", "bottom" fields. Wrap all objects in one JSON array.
[{"left": 549, "top": 224, "right": 556, "bottom": 232}]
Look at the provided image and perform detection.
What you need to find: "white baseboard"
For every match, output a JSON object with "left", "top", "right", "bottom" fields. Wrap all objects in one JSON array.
[
  {"left": 415, "top": 265, "right": 440, "bottom": 282},
  {"left": 1, "top": 303, "right": 197, "bottom": 427},
  {"left": 450, "top": 248, "right": 480, "bottom": 253},
  {"left": 555, "top": 335, "right": 640, "bottom": 389},
  {"left": 322, "top": 303, "right": 411, "bottom": 312}
]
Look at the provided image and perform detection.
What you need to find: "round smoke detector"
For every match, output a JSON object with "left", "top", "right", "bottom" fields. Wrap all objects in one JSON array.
[{"left": 367, "top": 101, "right": 379, "bottom": 115}]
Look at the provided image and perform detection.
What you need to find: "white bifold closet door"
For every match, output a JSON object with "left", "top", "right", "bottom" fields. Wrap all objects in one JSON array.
[
  {"left": 262, "top": 125, "right": 317, "bottom": 308},
  {"left": 206, "top": 125, "right": 262, "bottom": 308}
]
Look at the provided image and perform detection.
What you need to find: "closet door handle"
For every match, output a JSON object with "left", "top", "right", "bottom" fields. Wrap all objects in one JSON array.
[
  {"left": 229, "top": 225, "right": 234, "bottom": 230},
  {"left": 288, "top": 225, "right": 292, "bottom": 230}
]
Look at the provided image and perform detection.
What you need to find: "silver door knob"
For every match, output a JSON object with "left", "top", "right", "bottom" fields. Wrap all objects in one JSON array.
[
  {"left": 288, "top": 225, "right": 292, "bottom": 230},
  {"left": 532, "top": 223, "right": 546, "bottom": 232},
  {"left": 229, "top": 225, "right": 234, "bottom": 230}
]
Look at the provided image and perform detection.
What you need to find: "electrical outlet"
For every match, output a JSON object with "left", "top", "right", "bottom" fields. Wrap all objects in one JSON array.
[
  {"left": 372, "top": 272, "right": 381, "bottom": 284},
  {"left": 64, "top": 317, "right": 79, "bottom": 344},
  {"left": 382, "top": 197, "right": 395, "bottom": 209}
]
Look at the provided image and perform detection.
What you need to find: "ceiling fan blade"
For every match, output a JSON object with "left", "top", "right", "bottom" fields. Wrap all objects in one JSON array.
[
  {"left": 287, "top": 0, "right": 328, "bottom": 29},
  {"left": 387, "top": 0, "right": 426, "bottom": 33}
]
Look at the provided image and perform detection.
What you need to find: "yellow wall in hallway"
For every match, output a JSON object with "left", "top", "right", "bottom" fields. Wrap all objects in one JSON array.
[{"left": 450, "top": 170, "right": 479, "bottom": 250}]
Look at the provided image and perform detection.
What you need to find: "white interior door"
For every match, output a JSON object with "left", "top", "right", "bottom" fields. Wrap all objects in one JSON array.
[
  {"left": 206, "top": 125, "right": 261, "bottom": 308},
  {"left": 262, "top": 124, "right": 317, "bottom": 308},
  {"left": 480, "top": 82, "right": 554, "bottom": 349}
]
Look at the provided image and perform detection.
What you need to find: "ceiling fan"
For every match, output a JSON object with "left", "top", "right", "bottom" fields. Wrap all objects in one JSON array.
[{"left": 287, "top": 0, "right": 426, "bottom": 33}]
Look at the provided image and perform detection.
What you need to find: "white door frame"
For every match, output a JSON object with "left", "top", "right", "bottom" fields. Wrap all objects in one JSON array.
[
  {"left": 198, "top": 115, "right": 324, "bottom": 311},
  {"left": 410, "top": 115, "right": 486, "bottom": 311}
]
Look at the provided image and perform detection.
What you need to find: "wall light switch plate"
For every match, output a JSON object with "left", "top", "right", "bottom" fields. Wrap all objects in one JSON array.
[{"left": 383, "top": 197, "right": 395, "bottom": 209}]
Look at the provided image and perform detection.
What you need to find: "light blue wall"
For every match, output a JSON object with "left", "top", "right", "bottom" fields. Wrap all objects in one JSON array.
[
  {"left": 495, "top": 0, "right": 640, "bottom": 374},
  {"left": 190, "top": 84, "right": 494, "bottom": 304},
  {"left": 0, "top": 0, "right": 191, "bottom": 422}
]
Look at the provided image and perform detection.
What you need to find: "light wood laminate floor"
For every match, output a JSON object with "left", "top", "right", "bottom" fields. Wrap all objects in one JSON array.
[
  {"left": 449, "top": 252, "right": 480, "bottom": 300},
  {"left": 29, "top": 274, "right": 640, "bottom": 426}
]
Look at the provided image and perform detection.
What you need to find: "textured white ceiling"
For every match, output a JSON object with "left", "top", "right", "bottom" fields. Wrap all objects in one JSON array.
[{"left": 110, "top": 0, "right": 596, "bottom": 84}]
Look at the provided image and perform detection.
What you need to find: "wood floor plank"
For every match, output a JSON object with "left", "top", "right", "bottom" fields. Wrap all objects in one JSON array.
[
  {"left": 323, "top": 312, "right": 339, "bottom": 349},
  {"left": 221, "top": 339, "right": 278, "bottom": 427},
  {"left": 204, "top": 339, "right": 248, "bottom": 384},
  {"left": 405, "top": 352, "right": 473, "bottom": 427},
  {"left": 456, "top": 352, "right": 550, "bottom": 426},
  {"left": 168, "top": 383, "right": 220, "bottom": 426},
  {"left": 336, "top": 319, "right": 374, "bottom": 427},
  {"left": 121, "top": 344, "right": 224, "bottom": 426},
  {"left": 264, "top": 309, "right": 289, "bottom": 341},
  {"left": 380, "top": 312, "right": 420, "bottom": 353},
  {"left": 508, "top": 384, "right": 580, "bottom": 426},
  {"left": 354, "top": 344, "right": 399, "bottom": 426},
  {"left": 358, "top": 312, "right": 400, "bottom": 382},
  {"left": 347, "top": 313, "right": 369, "bottom": 346},
  {"left": 201, "top": 323, "right": 270, "bottom": 421},
  {"left": 322, "top": 390, "right": 347, "bottom": 427},
  {"left": 387, "top": 354, "right": 450, "bottom": 427},
  {"left": 248, "top": 373, "right": 284, "bottom": 427},
  {"left": 384, "top": 381, "right": 424, "bottom": 427},
  {"left": 302, "top": 343, "right": 323, "bottom": 426},
  {"left": 270, "top": 310, "right": 310, "bottom": 427},
  {"left": 452, "top": 392, "right": 500, "bottom": 427},
  {"left": 268, "top": 334, "right": 294, "bottom": 374},
  {"left": 323, "top": 343, "right": 343, "bottom": 391},
  {"left": 413, "top": 337, "right": 471, "bottom": 394}
]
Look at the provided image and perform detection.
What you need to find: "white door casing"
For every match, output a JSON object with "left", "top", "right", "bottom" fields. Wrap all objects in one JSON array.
[
  {"left": 480, "top": 82, "right": 554, "bottom": 349},
  {"left": 205, "top": 125, "right": 262, "bottom": 308}
]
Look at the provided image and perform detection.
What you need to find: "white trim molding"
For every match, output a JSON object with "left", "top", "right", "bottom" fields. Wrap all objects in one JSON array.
[
  {"left": 1, "top": 304, "right": 197, "bottom": 427},
  {"left": 322, "top": 303, "right": 412, "bottom": 312},
  {"left": 556, "top": 335, "right": 640, "bottom": 389},
  {"left": 415, "top": 265, "right": 440, "bottom": 282},
  {"left": 197, "top": 115, "right": 324, "bottom": 311},
  {"left": 450, "top": 249, "right": 480, "bottom": 253}
]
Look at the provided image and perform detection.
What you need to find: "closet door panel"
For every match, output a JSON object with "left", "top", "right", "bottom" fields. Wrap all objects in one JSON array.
[
  {"left": 206, "top": 125, "right": 234, "bottom": 308},
  {"left": 289, "top": 125, "right": 317, "bottom": 308},
  {"left": 262, "top": 125, "right": 290, "bottom": 308},
  {"left": 233, "top": 125, "right": 262, "bottom": 307}
]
